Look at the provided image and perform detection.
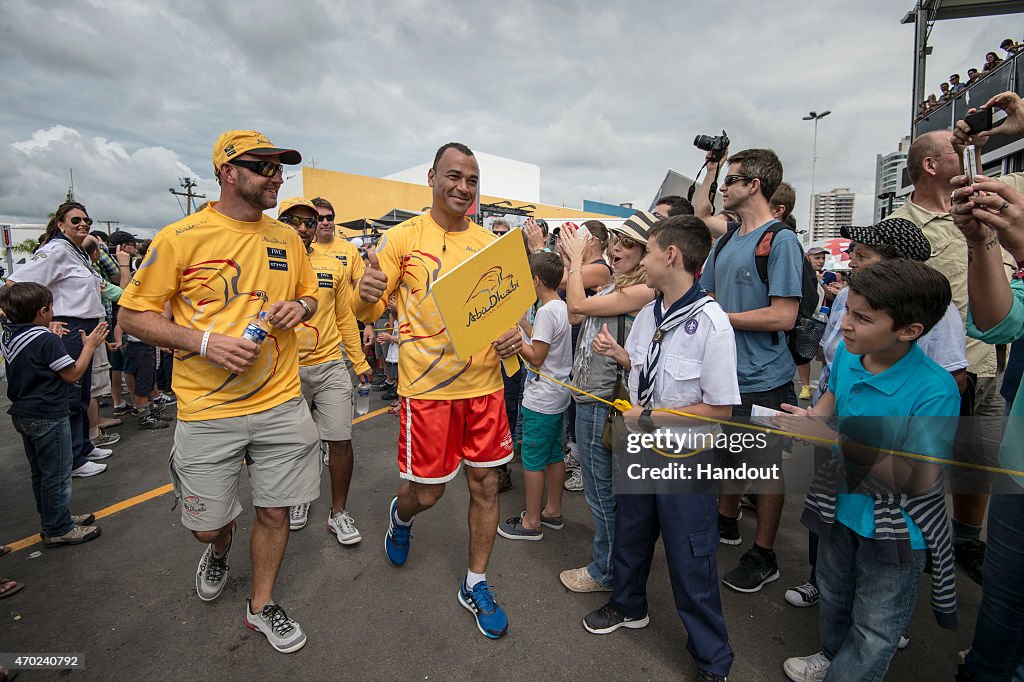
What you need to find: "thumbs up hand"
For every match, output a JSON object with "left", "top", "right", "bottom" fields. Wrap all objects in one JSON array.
[
  {"left": 592, "top": 322, "right": 620, "bottom": 358},
  {"left": 359, "top": 248, "right": 388, "bottom": 303}
]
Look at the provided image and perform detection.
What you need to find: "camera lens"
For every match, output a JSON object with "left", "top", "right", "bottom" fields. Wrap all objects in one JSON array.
[{"left": 693, "top": 135, "right": 712, "bottom": 151}]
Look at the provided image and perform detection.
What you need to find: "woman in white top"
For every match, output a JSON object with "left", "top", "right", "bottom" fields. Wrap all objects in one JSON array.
[{"left": 8, "top": 202, "right": 108, "bottom": 477}]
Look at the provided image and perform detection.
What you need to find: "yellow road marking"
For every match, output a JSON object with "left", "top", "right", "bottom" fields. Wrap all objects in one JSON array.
[{"left": 2, "top": 406, "right": 391, "bottom": 553}]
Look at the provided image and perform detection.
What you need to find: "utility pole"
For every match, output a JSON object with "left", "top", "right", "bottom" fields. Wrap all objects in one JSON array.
[
  {"left": 169, "top": 177, "right": 206, "bottom": 216},
  {"left": 802, "top": 110, "right": 832, "bottom": 244},
  {"left": 66, "top": 168, "right": 75, "bottom": 203},
  {"left": 95, "top": 220, "right": 120, "bottom": 234}
]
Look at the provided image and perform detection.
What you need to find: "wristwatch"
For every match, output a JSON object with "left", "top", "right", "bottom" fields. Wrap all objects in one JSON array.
[
  {"left": 293, "top": 298, "right": 312, "bottom": 320},
  {"left": 638, "top": 408, "right": 656, "bottom": 434}
]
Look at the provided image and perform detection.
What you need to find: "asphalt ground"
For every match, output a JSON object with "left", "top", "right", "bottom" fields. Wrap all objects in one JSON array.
[{"left": 0, "top": 388, "right": 983, "bottom": 681}]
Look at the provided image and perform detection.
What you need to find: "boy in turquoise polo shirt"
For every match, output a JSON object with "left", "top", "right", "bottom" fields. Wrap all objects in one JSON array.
[{"left": 779, "top": 259, "right": 960, "bottom": 682}]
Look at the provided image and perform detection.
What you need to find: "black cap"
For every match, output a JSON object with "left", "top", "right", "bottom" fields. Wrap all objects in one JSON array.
[
  {"left": 109, "top": 230, "right": 138, "bottom": 246},
  {"left": 839, "top": 218, "right": 932, "bottom": 262}
]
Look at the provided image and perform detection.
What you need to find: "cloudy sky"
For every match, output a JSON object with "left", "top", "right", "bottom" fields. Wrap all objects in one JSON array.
[{"left": 0, "top": 1, "right": 1014, "bottom": 236}]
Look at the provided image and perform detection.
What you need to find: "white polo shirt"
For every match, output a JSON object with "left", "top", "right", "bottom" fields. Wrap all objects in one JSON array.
[
  {"left": 626, "top": 295, "right": 741, "bottom": 413},
  {"left": 10, "top": 236, "right": 105, "bottom": 319}
]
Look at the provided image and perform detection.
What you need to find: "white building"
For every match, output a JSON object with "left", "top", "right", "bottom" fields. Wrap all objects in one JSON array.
[
  {"left": 873, "top": 136, "right": 910, "bottom": 222},
  {"left": 384, "top": 151, "right": 540, "bottom": 205},
  {"left": 811, "top": 188, "right": 856, "bottom": 242}
]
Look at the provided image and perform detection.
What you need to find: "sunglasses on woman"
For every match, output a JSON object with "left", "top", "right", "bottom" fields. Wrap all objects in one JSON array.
[
  {"left": 278, "top": 215, "right": 317, "bottom": 229},
  {"left": 68, "top": 216, "right": 93, "bottom": 226},
  {"left": 614, "top": 234, "right": 640, "bottom": 250}
]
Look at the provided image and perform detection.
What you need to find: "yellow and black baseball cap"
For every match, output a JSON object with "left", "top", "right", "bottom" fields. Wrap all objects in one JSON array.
[
  {"left": 212, "top": 130, "right": 301, "bottom": 170},
  {"left": 278, "top": 196, "right": 317, "bottom": 218}
]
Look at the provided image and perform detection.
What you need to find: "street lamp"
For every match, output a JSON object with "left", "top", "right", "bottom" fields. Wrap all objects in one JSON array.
[{"left": 803, "top": 110, "right": 831, "bottom": 242}]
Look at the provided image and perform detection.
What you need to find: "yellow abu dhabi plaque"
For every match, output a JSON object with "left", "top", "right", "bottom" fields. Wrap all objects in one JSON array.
[{"left": 430, "top": 228, "right": 536, "bottom": 373}]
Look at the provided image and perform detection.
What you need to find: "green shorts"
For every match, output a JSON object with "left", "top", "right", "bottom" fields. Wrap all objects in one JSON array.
[{"left": 520, "top": 407, "right": 565, "bottom": 471}]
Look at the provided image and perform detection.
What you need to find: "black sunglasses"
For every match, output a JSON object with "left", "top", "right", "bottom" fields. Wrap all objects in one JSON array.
[
  {"left": 68, "top": 216, "right": 93, "bottom": 226},
  {"left": 316, "top": 214, "right": 335, "bottom": 223},
  {"left": 722, "top": 174, "right": 755, "bottom": 187},
  {"left": 279, "top": 215, "right": 317, "bottom": 229},
  {"left": 229, "top": 159, "right": 284, "bottom": 178}
]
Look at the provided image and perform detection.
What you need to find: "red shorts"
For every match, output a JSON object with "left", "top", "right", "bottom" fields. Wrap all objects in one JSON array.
[{"left": 398, "top": 389, "right": 514, "bottom": 483}]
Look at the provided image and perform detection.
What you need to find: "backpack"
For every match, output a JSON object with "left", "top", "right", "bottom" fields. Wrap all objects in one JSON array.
[{"left": 712, "top": 220, "right": 825, "bottom": 363}]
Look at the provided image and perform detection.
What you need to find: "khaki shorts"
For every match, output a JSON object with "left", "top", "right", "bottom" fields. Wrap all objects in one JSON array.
[
  {"left": 169, "top": 397, "right": 320, "bottom": 531},
  {"left": 299, "top": 359, "right": 354, "bottom": 442},
  {"left": 90, "top": 344, "right": 111, "bottom": 399}
]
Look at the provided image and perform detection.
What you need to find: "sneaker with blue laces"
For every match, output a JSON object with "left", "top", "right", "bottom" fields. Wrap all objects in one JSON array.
[
  {"left": 384, "top": 496, "right": 412, "bottom": 566},
  {"left": 457, "top": 579, "right": 508, "bottom": 639}
]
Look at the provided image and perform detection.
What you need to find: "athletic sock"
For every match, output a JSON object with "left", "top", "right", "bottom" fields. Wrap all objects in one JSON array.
[{"left": 466, "top": 570, "right": 486, "bottom": 589}]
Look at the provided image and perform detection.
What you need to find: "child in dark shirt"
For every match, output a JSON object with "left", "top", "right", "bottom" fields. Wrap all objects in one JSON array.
[{"left": 0, "top": 282, "right": 108, "bottom": 546}]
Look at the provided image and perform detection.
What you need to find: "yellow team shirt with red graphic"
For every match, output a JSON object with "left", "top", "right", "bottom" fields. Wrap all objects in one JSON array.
[
  {"left": 118, "top": 204, "right": 317, "bottom": 421},
  {"left": 311, "top": 237, "right": 365, "bottom": 289},
  {"left": 297, "top": 250, "right": 370, "bottom": 374},
  {"left": 352, "top": 213, "right": 502, "bottom": 400}
]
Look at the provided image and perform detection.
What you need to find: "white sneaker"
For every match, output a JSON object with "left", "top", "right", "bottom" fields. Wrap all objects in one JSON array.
[
  {"left": 564, "top": 441, "right": 580, "bottom": 469},
  {"left": 71, "top": 461, "right": 107, "bottom": 477},
  {"left": 327, "top": 510, "right": 362, "bottom": 545},
  {"left": 245, "top": 600, "right": 306, "bottom": 653},
  {"left": 289, "top": 503, "right": 310, "bottom": 531},
  {"left": 898, "top": 631, "right": 910, "bottom": 650},
  {"left": 564, "top": 468, "right": 583, "bottom": 492},
  {"left": 784, "top": 652, "right": 830, "bottom": 682},
  {"left": 86, "top": 446, "right": 113, "bottom": 461}
]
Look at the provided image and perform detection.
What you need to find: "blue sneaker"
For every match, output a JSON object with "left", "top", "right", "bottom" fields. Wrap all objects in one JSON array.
[
  {"left": 458, "top": 579, "right": 509, "bottom": 639},
  {"left": 385, "top": 496, "right": 412, "bottom": 566}
]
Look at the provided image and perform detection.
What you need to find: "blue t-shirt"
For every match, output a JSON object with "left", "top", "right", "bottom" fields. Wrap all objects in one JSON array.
[
  {"left": 1, "top": 323, "right": 75, "bottom": 419},
  {"left": 828, "top": 342, "right": 960, "bottom": 548},
  {"left": 699, "top": 220, "right": 804, "bottom": 392}
]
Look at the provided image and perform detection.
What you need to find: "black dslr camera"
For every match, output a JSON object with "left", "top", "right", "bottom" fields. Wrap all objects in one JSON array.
[{"left": 693, "top": 130, "right": 730, "bottom": 161}]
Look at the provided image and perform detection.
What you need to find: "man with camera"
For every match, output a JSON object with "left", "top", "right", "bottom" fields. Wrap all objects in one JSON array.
[{"left": 696, "top": 145, "right": 805, "bottom": 594}]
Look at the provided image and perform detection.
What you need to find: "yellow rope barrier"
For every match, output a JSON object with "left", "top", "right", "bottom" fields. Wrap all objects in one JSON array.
[{"left": 520, "top": 358, "right": 1024, "bottom": 477}]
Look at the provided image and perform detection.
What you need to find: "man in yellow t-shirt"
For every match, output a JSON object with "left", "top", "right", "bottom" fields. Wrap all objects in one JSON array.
[
  {"left": 354, "top": 142, "right": 520, "bottom": 640},
  {"left": 277, "top": 196, "right": 372, "bottom": 544},
  {"left": 118, "top": 130, "right": 319, "bottom": 655}
]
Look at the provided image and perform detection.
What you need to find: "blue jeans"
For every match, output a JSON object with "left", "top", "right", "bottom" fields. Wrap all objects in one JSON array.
[
  {"left": 13, "top": 415, "right": 75, "bottom": 538},
  {"left": 817, "top": 521, "right": 926, "bottom": 682},
  {"left": 575, "top": 400, "right": 617, "bottom": 587},
  {"left": 965, "top": 491, "right": 1024, "bottom": 681}
]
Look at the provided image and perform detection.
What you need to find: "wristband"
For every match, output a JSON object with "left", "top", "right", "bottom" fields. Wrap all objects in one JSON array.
[
  {"left": 200, "top": 331, "right": 211, "bottom": 358},
  {"left": 569, "top": 268, "right": 582, "bottom": 275}
]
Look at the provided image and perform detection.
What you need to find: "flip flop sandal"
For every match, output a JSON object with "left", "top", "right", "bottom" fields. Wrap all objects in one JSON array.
[{"left": 0, "top": 579, "right": 24, "bottom": 599}]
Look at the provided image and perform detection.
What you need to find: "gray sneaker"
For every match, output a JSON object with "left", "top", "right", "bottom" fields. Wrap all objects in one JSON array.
[
  {"left": 289, "top": 503, "right": 310, "bottom": 531},
  {"left": 195, "top": 535, "right": 231, "bottom": 602},
  {"left": 43, "top": 524, "right": 101, "bottom": 547},
  {"left": 92, "top": 429, "right": 120, "bottom": 447},
  {"left": 71, "top": 513, "right": 95, "bottom": 526},
  {"left": 138, "top": 410, "right": 170, "bottom": 430},
  {"left": 245, "top": 600, "right": 307, "bottom": 653},
  {"left": 327, "top": 510, "right": 362, "bottom": 545}
]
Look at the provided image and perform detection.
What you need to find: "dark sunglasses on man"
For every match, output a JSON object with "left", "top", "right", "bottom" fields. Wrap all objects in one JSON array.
[
  {"left": 229, "top": 158, "right": 285, "bottom": 178},
  {"left": 722, "top": 174, "right": 755, "bottom": 187},
  {"left": 278, "top": 215, "right": 317, "bottom": 229},
  {"left": 317, "top": 214, "right": 335, "bottom": 223}
]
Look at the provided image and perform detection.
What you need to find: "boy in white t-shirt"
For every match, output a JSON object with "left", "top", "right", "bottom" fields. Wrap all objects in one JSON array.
[{"left": 498, "top": 252, "right": 572, "bottom": 541}]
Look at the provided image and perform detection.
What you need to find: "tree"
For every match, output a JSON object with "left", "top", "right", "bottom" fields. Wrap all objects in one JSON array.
[{"left": 14, "top": 238, "right": 40, "bottom": 255}]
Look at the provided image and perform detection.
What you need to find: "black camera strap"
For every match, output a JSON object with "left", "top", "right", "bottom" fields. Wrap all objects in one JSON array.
[{"left": 686, "top": 161, "right": 720, "bottom": 208}]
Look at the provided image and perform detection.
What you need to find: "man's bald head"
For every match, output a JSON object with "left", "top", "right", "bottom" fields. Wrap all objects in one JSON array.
[{"left": 907, "top": 130, "right": 957, "bottom": 185}]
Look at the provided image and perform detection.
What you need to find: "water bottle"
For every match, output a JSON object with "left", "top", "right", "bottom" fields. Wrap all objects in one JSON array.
[
  {"left": 815, "top": 306, "right": 830, "bottom": 323},
  {"left": 241, "top": 311, "right": 271, "bottom": 344},
  {"left": 355, "top": 382, "right": 370, "bottom": 416}
]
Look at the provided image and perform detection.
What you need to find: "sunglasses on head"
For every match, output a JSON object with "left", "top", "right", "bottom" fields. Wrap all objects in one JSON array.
[
  {"left": 279, "top": 215, "right": 317, "bottom": 229},
  {"left": 722, "top": 174, "right": 755, "bottom": 187},
  {"left": 316, "top": 214, "right": 335, "bottom": 223},
  {"left": 68, "top": 216, "right": 93, "bottom": 226},
  {"left": 229, "top": 158, "right": 284, "bottom": 178}
]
